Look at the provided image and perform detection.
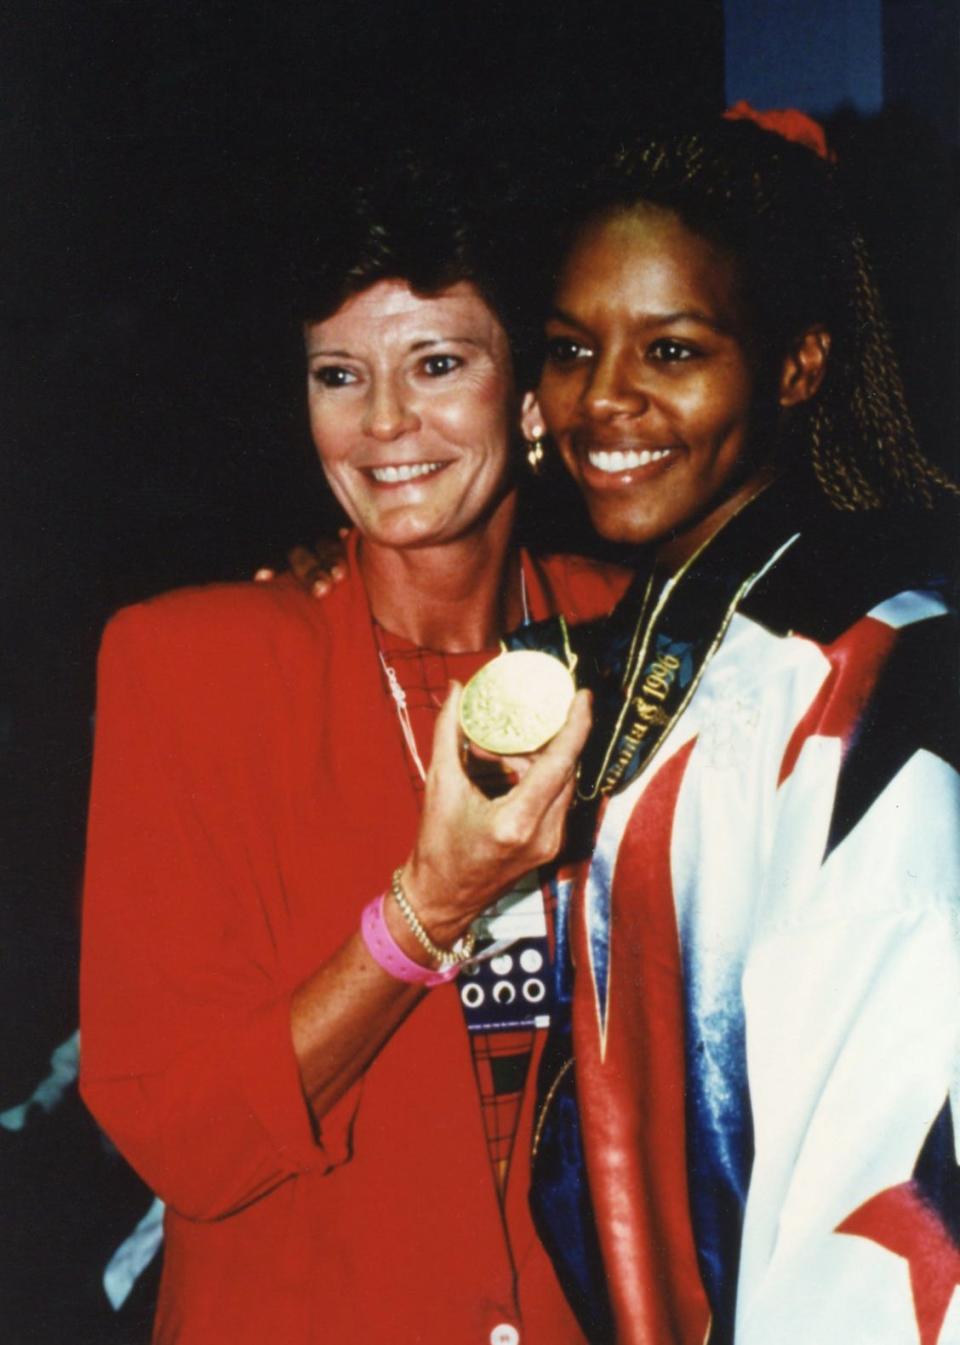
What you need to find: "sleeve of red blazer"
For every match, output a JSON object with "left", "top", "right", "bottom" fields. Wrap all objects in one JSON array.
[{"left": 80, "top": 598, "right": 338, "bottom": 1222}]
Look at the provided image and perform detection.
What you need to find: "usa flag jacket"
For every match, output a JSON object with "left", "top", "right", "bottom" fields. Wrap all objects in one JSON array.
[{"left": 527, "top": 476, "right": 960, "bottom": 1345}]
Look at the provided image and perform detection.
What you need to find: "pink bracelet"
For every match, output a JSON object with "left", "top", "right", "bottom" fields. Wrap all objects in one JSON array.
[{"left": 361, "top": 894, "right": 460, "bottom": 987}]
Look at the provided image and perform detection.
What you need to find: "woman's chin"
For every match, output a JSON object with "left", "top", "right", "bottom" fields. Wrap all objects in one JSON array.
[{"left": 582, "top": 494, "right": 661, "bottom": 548}]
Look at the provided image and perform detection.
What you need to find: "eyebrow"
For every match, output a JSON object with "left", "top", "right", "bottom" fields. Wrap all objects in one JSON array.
[
  {"left": 410, "top": 336, "right": 484, "bottom": 351},
  {"left": 548, "top": 306, "right": 735, "bottom": 336},
  {"left": 307, "top": 335, "right": 486, "bottom": 359}
]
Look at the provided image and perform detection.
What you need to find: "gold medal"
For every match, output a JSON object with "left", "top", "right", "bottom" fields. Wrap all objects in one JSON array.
[{"left": 460, "top": 650, "right": 577, "bottom": 755}]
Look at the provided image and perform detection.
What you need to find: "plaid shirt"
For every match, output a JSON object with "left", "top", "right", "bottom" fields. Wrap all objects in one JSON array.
[{"left": 375, "top": 625, "right": 551, "bottom": 1200}]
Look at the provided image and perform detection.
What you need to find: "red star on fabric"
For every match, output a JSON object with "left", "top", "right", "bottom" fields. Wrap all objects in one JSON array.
[{"left": 837, "top": 1180, "right": 960, "bottom": 1345}]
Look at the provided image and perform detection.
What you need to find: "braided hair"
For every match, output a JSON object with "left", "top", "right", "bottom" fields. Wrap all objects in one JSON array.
[{"left": 558, "top": 119, "right": 958, "bottom": 511}]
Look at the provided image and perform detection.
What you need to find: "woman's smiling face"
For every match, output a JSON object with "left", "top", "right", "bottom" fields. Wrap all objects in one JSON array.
[
  {"left": 533, "top": 206, "right": 771, "bottom": 569},
  {"left": 306, "top": 279, "right": 517, "bottom": 551}
]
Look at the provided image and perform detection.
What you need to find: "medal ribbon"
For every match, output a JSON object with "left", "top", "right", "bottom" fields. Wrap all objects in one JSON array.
[{"left": 509, "top": 482, "right": 806, "bottom": 803}]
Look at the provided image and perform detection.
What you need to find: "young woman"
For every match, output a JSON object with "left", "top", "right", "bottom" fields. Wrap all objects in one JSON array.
[
  {"left": 500, "top": 112, "right": 959, "bottom": 1345},
  {"left": 79, "top": 171, "right": 626, "bottom": 1344}
]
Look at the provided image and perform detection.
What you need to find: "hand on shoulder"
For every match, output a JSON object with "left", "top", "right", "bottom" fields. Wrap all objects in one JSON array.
[{"left": 254, "top": 529, "right": 350, "bottom": 598}]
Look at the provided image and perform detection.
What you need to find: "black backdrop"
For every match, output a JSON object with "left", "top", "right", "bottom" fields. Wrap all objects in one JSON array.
[{"left": 2, "top": 3, "right": 957, "bottom": 1338}]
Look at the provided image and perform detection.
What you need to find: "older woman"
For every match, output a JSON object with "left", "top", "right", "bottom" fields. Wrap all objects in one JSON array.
[{"left": 79, "top": 171, "right": 627, "bottom": 1344}]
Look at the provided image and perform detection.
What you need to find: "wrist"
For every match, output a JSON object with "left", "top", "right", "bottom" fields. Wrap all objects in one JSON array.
[
  {"left": 389, "top": 868, "right": 476, "bottom": 970},
  {"left": 401, "top": 856, "right": 474, "bottom": 949},
  {"left": 361, "top": 894, "right": 459, "bottom": 988},
  {"left": 381, "top": 887, "right": 438, "bottom": 967}
]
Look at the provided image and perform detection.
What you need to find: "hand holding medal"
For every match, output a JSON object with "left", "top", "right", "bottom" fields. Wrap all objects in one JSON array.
[{"left": 400, "top": 677, "right": 592, "bottom": 948}]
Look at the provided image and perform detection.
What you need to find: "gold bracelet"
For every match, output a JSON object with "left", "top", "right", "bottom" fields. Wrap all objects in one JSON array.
[{"left": 389, "top": 868, "right": 476, "bottom": 969}]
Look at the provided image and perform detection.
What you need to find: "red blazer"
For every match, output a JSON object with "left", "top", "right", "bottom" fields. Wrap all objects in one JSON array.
[{"left": 80, "top": 541, "right": 628, "bottom": 1344}]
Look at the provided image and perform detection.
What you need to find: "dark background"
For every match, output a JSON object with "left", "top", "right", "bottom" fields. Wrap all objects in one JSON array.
[{"left": 0, "top": 1, "right": 955, "bottom": 1339}]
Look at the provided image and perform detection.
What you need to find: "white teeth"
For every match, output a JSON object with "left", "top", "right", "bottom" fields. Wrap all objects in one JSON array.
[
  {"left": 587, "top": 448, "right": 670, "bottom": 473},
  {"left": 370, "top": 462, "right": 443, "bottom": 483}
]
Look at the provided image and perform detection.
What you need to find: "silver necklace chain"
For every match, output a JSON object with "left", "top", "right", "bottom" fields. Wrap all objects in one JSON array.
[{"left": 378, "top": 567, "right": 531, "bottom": 784}]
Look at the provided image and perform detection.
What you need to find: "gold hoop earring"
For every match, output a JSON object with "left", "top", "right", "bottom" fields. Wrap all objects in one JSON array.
[{"left": 525, "top": 437, "right": 546, "bottom": 475}]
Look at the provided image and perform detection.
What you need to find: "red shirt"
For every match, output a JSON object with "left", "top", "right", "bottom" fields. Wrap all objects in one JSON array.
[{"left": 80, "top": 541, "right": 628, "bottom": 1344}]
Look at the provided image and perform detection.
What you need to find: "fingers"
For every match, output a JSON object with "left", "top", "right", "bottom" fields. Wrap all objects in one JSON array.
[
  {"left": 253, "top": 567, "right": 276, "bottom": 583},
  {"left": 288, "top": 544, "right": 326, "bottom": 587},
  {"left": 287, "top": 544, "right": 343, "bottom": 598},
  {"left": 529, "top": 690, "right": 592, "bottom": 777},
  {"left": 536, "top": 759, "right": 582, "bottom": 839},
  {"left": 498, "top": 750, "right": 581, "bottom": 867},
  {"left": 412, "top": 683, "right": 589, "bottom": 909},
  {"left": 426, "top": 681, "right": 465, "bottom": 785},
  {"left": 312, "top": 537, "right": 347, "bottom": 583},
  {"left": 502, "top": 690, "right": 591, "bottom": 822}
]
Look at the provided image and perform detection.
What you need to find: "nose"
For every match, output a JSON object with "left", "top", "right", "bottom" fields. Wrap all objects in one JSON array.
[
  {"left": 362, "top": 378, "right": 420, "bottom": 441},
  {"left": 583, "top": 350, "right": 649, "bottom": 421}
]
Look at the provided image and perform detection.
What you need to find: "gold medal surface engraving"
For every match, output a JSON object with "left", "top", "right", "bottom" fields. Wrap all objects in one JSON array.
[{"left": 460, "top": 650, "right": 576, "bottom": 755}]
